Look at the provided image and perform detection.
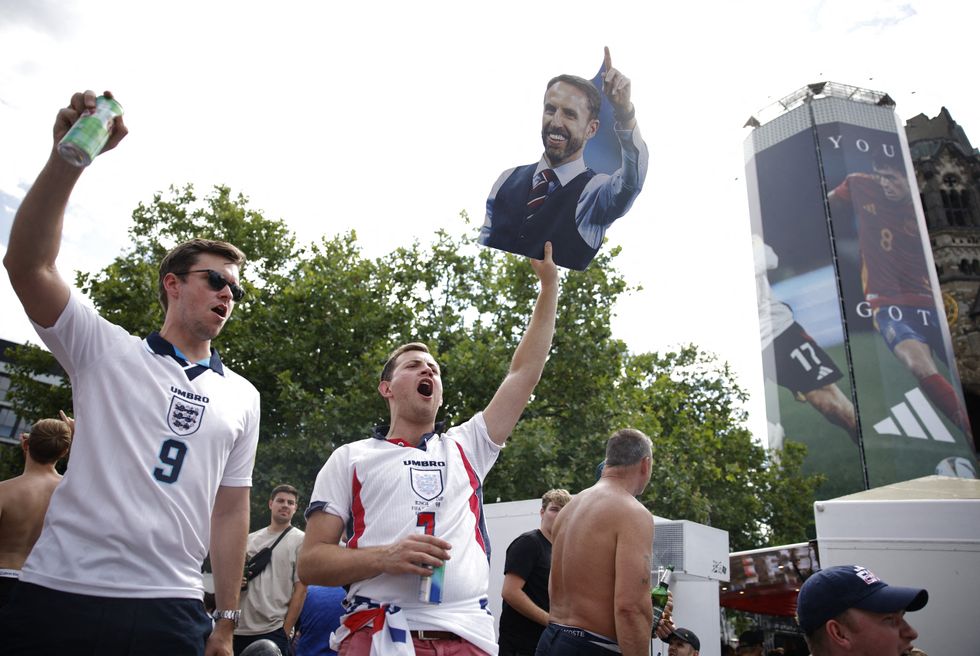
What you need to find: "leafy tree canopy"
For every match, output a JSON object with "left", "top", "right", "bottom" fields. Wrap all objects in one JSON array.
[{"left": 5, "top": 185, "right": 821, "bottom": 547}]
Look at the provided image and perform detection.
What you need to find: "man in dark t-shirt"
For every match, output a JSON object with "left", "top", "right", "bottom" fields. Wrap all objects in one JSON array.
[{"left": 499, "top": 489, "right": 572, "bottom": 656}]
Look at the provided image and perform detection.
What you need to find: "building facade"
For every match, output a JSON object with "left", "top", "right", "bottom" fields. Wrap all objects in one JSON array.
[
  {"left": 906, "top": 108, "right": 980, "bottom": 451},
  {"left": 744, "top": 83, "right": 978, "bottom": 495},
  {"left": 0, "top": 339, "right": 29, "bottom": 444}
]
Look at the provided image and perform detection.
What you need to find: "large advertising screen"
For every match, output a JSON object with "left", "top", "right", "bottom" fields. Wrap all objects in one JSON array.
[{"left": 746, "top": 97, "right": 977, "bottom": 496}]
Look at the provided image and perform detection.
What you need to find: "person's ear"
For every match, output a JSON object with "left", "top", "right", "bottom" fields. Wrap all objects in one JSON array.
[
  {"left": 586, "top": 119, "right": 599, "bottom": 140},
  {"left": 825, "top": 619, "right": 850, "bottom": 648},
  {"left": 162, "top": 272, "right": 182, "bottom": 306}
]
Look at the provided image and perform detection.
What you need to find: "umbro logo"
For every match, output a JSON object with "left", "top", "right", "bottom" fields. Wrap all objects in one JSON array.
[{"left": 872, "top": 387, "right": 954, "bottom": 443}]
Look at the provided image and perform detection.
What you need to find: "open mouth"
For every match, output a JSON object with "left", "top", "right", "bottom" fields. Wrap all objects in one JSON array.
[
  {"left": 211, "top": 304, "right": 228, "bottom": 319},
  {"left": 417, "top": 380, "right": 433, "bottom": 397},
  {"left": 544, "top": 126, "right": 570, "bottom": 145}
]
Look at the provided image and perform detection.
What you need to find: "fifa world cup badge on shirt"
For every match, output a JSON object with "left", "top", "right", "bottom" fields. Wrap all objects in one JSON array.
[
  {"left": 168, "top": 395, "right": 206, "bottom": 436},
  {"left": 411, "top": 468, "right": 444, "bottom": 501}
]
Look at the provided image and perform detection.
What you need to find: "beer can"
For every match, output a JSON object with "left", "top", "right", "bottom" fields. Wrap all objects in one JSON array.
[
  {"left": 418, "top": 563, "right": 445, "bottom": 604},
  {"left": 57, "top": 96, "right": 124, "bottom": 167}
]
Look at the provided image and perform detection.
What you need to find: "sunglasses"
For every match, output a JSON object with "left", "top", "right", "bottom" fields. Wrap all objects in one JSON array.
[{"left": 175, "top": 269, "right": 245, "bottom": 302}]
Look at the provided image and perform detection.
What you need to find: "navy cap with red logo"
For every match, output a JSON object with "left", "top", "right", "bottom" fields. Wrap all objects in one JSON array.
[{"left": 796, "top": 565, "right": 928, "bottom": 634}]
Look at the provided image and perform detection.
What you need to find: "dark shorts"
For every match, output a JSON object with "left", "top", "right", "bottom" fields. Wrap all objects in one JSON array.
[
  {"left": 499, "top": 631, "right": 540, "bottom": 656},
  {"left": 874, "top": 305, "right": 945, "bottom": 357},
  {"left": 767, "top": 321, "right": 843, "bottom": 395},
  {"left": 0, "top": 581, "right": 213, "bottom": 655},
  {"left": 0, "top": 574, "right": 18, "bottom": 609},
  {"left": 535, "top": 623, "right": 621, "bottom": 655}
]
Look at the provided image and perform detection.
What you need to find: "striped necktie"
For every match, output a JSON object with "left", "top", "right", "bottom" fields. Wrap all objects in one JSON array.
[{"left": 526, "top": 169, "right": 557, "bottom": 217}]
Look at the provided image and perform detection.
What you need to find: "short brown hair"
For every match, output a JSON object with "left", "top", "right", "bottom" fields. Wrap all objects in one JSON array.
[
  {"left": 158, "top": 239, "right": 247, "bottom": 311},
  {"left": 27, "top": 418, "right": 72, "bottom": 465},
  {"left": 380, "top": 343, "right": 431, "bottom": 382},
  {"left": 541, "top": 488, "right": 571, "bottom": 510},
  {"left": 546, "top": 74, "right": 601, "bottom": 122},
  {"left": 604, "top": 428, "right": 652, "bottom": 467},
  {"left": 269, "top": 484, "right": 299, "bottom": 503}
]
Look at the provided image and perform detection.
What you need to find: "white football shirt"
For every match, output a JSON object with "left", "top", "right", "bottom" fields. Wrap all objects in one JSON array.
[
  {"left": 22, "top": 293, "right": 260, "bottom": 598},
  {"left": 308, "top": 413, "right": 500, "bottom": 645}
]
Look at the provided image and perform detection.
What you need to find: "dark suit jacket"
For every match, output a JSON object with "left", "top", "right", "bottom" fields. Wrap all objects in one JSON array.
[{"left": 482, "top": 164, "right": 598, "bottom": 271}]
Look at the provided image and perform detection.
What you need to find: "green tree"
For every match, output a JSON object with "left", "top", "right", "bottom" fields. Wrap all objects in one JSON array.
[
  {"left": 761, "top": 440, "right": 825, "bottom": 544},
  {"left": 613, "top": 347, "right": 757, "bottom": 550},
  {"left": 1, "top": 344, "right": 71, "bottom": 481},
  {"left": 5, "top": 187, "right": 823, "bottom": 544}
]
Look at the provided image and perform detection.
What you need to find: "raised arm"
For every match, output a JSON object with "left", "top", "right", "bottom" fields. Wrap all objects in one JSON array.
[
  {"left": 575, "top": 48, "right": 647, "bottom": 241},
  {"left": 297, "top": 512, "right": 452, "bottom": 587},
  {"left": 3, "top": 90, "right": 127, "bottom": 328},
  {"left": 483, "top": 242, "right": 559, "bottom": 445},
  {"left": 614, "top": 506, "right": 654, "bottom": 656},
  {"left": 602, "top": 47, "right": 635, "bottom": 131}
]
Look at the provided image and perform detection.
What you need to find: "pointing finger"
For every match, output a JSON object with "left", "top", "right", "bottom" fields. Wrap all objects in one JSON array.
[{"left": 603, "top": 46, "right": 612, "bottom": 73}]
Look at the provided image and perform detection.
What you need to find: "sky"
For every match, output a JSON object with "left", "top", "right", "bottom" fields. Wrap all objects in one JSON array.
[{"left": 2, "top": 0, "right": 978, "bottom": 444}]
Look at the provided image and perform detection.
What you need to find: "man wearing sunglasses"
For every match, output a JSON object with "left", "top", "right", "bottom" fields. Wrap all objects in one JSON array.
[{"left": 1, "top": 90, "right": 260, "bottom": 656}]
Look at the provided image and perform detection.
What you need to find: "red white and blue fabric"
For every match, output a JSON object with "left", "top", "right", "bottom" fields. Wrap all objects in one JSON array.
[{"left": 330, "top": 602, "right": 413, "bottom": 656}]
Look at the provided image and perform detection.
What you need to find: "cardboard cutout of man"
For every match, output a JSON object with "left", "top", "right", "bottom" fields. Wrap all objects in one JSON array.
[{"left": 480, "top": 47, "right": 648, "bottom": 271}]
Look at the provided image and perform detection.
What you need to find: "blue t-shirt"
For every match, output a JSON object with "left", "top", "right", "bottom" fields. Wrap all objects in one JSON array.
[{"left": 295, "top": 585, "right": 346, "bottom": 656}]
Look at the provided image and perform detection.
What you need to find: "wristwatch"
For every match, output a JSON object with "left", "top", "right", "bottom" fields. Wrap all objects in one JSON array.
[{"left": 212, "top": 609, "right": 241, "bottom": 625}]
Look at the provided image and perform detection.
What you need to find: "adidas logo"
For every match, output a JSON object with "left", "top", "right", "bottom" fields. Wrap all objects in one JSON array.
[
  {"left": 873, "top": 387, "right": 955, "bottom": 443},
  {"left": 816, "top": 365, "right": 834, "bottom": 380}
]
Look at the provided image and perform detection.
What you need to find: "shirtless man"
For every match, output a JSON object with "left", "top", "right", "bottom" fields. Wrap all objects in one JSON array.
[
  {"left": 539, "top": 428, "right": 672, "bottom": 656},
  {"left": 0, "top": 415, "right": 72, "bottom": 607}
]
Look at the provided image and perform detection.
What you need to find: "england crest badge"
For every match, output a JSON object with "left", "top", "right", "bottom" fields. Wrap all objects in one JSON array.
[
  {"left": 167, "top": 396, "right": 205, "bottom": 436},
  {"left": 411, "top": 468, "right": 444, "bottom": 501}
]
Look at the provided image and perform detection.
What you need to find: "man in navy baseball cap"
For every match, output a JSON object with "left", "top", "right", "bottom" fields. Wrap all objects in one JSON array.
[
  {"left": 667, "top": 627, "right": 699, "bottom": 656},
  {"left": 796, "top": 565, "right": 927, "bottom": 655}
]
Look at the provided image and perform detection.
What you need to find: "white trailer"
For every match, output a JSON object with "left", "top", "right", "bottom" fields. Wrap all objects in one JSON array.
[
  {"left": 813, "top": 475, "right": 980, "bottom": 654},
  {"left": 485, "top": 499, "right": 730, "bottom": 656}
]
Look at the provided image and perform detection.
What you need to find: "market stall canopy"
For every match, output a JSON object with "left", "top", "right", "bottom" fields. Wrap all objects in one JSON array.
[{"left": 720, "top": 542, "right": 816, "bottom": 617}]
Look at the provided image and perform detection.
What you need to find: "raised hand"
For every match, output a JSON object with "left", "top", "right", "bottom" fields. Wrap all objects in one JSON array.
[
  {"left": 530, "top": 241, "right": 559, "bottom": 288},
  {"left": 58, "top": 410, "right": 75, "bottom": 437},
  {"left": 602, "top": 47, "right": 634, "bottom": 126},
  {"left": 654, "top": 592, "right": 675, "bottom": 639},
  {"left": 54, "top": 90, "right": 128, "bottom": 153}
]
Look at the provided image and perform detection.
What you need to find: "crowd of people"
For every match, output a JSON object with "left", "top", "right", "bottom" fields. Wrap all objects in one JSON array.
[{"left": 0, "top": 75, "right": 933, "bottom": 656}]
